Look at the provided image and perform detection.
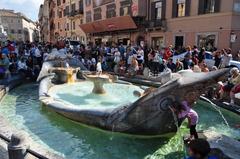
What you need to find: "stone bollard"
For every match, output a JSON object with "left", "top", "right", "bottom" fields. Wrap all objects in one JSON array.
[{"left": 8, "top": 133, "right": 29, "bottom": 159}]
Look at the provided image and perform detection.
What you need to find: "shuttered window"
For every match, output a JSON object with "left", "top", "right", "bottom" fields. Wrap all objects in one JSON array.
[
  {"left": 151, "top": 0, "right": 166, "bottom": 20},
  {"left": 172, "top": 0, "right": 191, "bottom": 18},
  {"left": 198, "top": 0, "right": 221, "bottom": 15}
]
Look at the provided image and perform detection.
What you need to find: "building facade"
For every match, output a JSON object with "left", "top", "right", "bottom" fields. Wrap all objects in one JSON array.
[
  {"left": 44, "top": 0, "right": 85, "bottom": 43},
  {"left": 39, "top": 0, "right": 50, "bottom": 42},
  {"left": 0, "top": 9, "right": 39, "bottom": 42},
  {"left": 79, "top": 0, "right": 240, "bottom": 55}
]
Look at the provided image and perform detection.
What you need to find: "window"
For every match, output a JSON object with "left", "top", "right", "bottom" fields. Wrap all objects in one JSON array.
[
  {"left": 58, "top": 22, "right": 60, "bottom": 29},
  {"left": 63, "top": 9, "right": 66, "bottom": 16},
  {"left": 177, "top": 0, "right": 186, "bottom": 17},
  {"left": 85, "top": 0, "right": 91, "bottom": 6},
  {"left": 79, "top": 0, "right": 84, "bottom": 13},
  {"left": 120, "top": 0, "right": 131, "bottom": 16},
  {"left": 65, "top": 6, "right": 69, "bottom": 16},
  {"left": 86, "top": 11, "right": 92, "bottom": 23},
  {"left": 151, "top": 1, "right": 166, "bottom": 20},
  {"left": 198, "top": 0, "right": 221, "bottom": 14},
  {"left": 71, "top": 3, "right": 76, "bottom": 15},
  {"left": 94, "top": 8, "right": 102, "bottom": 20},
  {"left": 152, "top": 37, "right": 164, "bottom": 49},
  {"left": 73, "top": 21, "right": 76, "bottom": 30},
  {"left": 57, "top": 0, "right": 61, "bottom": 6},
  {"left": 106, "top": 4, "right": 116, "bottom": 18},
  {"left": 197, "top": 33, "right": 217, "bottom": 51},
  {"left": 11, "top": 29, "right": 15, "bottom": 34},
  {"left": 67, "top": 23, "right": 69, "bottom": 31},
  {"left": 172, "top": 0, "right": 191, "bottom": 18},
  {"left": 156, "top": 2, "right": 163, "bottom": 19},
  {"left": 18, "top": 30, "right": 22, "bottom": 34},
  {"left": 63, "top": 0, "right": 65, "bottom": 3},
  {"left": 59, "top": 10, "right": 62, "bottom": 18},
  {"left": 93, "top": 0, "right": 114, "bottom": 7}
]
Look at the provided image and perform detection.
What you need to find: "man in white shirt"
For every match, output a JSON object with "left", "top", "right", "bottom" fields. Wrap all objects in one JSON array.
[{"left": 221, "top": 49, "right": 232, "bottom": 68}]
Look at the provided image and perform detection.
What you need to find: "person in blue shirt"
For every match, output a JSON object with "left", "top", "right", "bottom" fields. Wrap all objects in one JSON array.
[
  {"left": 118, "top": 44, "right": 125, "bottom": 60},
  {"left": 2, "top": 46, "right": 9, "bottom": 55},
  {"left": 185, "top": 139, "right": 218, "bottom": 159}
]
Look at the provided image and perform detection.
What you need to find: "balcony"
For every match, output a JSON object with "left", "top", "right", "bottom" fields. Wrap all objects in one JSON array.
[
  {"left": 68, "top": 9, "right": 83, "bottom": 18},
  {"left": 144, "top": 20, "right": 167, "bottom": 30}
]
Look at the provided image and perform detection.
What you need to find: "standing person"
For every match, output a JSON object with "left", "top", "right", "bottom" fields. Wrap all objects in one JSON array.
[
  {"left": 221, "top": 49, "right": 232, "bottom": 68},
  {"left": 198, "top": 48, "right": 206, "bottom": 63},
  {"left": 118, "top": 44, "right": 125, "bottom": 60},
  {"left": 147, "top": 48, "right": 155, "bottom": 72},
  {"left": 136, "top": 46, "right": 144, "bottom": 64},
  {"left": 152, "top": 50, "right": 161, "bottom": 76},
  {"left": 167, "top": 58, "right": 176, "bottom": 72},
  {"left": 182, "top": 53, "right": 192, "bottom": 70},
  {"left": 214, "top": 51, "right": 222, "bottom": 68},
  {"left": 114, "top": 48, "right": 121, "bottom": 64},
  {"left": 34, "top": 46, "right": 42, "bottom": 67},
  {"left": 96, "top": 58, "right": 102, "bottom": 76}
]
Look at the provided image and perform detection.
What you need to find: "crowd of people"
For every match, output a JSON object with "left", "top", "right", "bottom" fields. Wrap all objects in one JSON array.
[
  {"left": 1, "top": 40, "right": 239, "bottom": 79},
  {"left": 0, "top": 40, "right": 44, "bottom": 80}
]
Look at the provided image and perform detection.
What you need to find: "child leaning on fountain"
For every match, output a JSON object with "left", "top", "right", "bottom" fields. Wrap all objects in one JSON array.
[{"left": 171, "top": 92, "right": 199, "bottom": 139}]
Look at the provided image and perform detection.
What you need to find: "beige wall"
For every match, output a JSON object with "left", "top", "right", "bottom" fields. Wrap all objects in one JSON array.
[{"left": 53, "top": 0, "right": 67, "bottom": 39}]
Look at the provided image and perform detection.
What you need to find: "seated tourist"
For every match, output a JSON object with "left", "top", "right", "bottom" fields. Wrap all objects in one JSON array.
[
  {"left": 118, "top": 60, "right": 126, "bottom": 75},
  {"left": 176, "top": 59, "right": 184, "bottom": 72},
  {"left": 218, "top": 67, "right": 240, "bottom": 104},
  {"left": 0, "top": 53, "right": 10, "bottom": 79},
  {"left": 127, "top": 56, "right": 139, "bottom": 76},
  {"left": 17, "top": 58, "right": 30, "bottom": 77}
]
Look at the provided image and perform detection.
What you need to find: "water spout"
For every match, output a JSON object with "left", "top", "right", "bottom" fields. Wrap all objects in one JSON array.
[{"left": 200, "top": 96, "right": 229, "bottom": 127}]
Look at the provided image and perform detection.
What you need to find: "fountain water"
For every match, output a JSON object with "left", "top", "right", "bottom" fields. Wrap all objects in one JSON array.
[{"left": 200, "top": 96, "right": 230, "bottom": 127}]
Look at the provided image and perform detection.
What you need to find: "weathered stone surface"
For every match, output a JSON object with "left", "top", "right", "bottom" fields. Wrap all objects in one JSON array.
[
  {"left": 203, "top": 130, "right": 240, "bottom": 159},
  {"left": 0, "top": 139, "right": 8, "bottom": 159}
]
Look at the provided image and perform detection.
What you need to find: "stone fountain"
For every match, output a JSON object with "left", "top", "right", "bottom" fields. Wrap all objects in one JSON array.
[
  {"left": 83, "top": 74, "right": 118, "bottom": 94},
  {"left": 38, "top": 59, "right": 230, "bottom": 136}
]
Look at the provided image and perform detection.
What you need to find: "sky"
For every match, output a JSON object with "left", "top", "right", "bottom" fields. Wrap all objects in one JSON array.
[{"left": 0, "top": 0, "right": 43, "bottom": 21}]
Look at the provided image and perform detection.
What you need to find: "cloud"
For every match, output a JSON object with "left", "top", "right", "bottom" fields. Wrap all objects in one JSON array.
[{"left": 0, "top": 0, "right": 44, "bottom": 21}]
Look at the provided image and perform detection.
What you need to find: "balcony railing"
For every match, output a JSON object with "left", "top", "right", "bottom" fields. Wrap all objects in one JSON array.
[
  {"left": 67, "top": 9, "right": 83, "bottom": 17},
  {"left": 144, "top": 19, "right": 166, "bottom": 29}
]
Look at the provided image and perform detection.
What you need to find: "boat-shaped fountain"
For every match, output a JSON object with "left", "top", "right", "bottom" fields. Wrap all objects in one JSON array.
[{"left": 37, "top": 57, "right": 230, "bottom": 136}]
